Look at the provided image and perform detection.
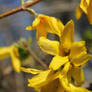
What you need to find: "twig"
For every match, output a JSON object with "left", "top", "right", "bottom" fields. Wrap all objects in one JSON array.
[
  {"left": 0, "top": 0, "right": 41, "bottom": 19},
  {"left": 22, "top": 42, "right": 48, "bottom": 69},
  {"left": 27, "top": 48, "right": 48, "bottom": 69}
]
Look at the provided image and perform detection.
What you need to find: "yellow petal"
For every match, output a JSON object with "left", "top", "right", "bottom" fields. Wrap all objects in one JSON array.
[
  {"left": 61, "top": 62, "right": 70, "bottom": 75},
  {"left": 26, "top": 26, "right": 33, "bottom": 30},
  {"left": 70, "top": 41, "right": 92, "bottom": 67},
  {"left": 50, "top": 63, "right": 70, "bottom": 81},
  {"left": 61, "top": 20, "right": 74, "bottom": 52},
  {"left": 0, "top": 47, "right": 10, "bottom": 60},
  {"left": 38, "top": 37, "right": 59, "bottom": 55},
  {"left": 86, "top": 0, "right": 90, "bottom": 5},
  {"left": 36, "top": 23, "right": 47, "bottom": 40},
  {"left": 38, "top": 15, "right": 64, "bottom": 38},
  {"left": 87, "top": 0, "right": 92, "bottom": 24},
  {"left": 69, "top": 83, "right": 91, "bottom": 92},
  {"left": 71, "top": 51, "right": 92, "bottom": 67},
  {"left": 28, "top": 69, "right": 52, "bottom": 88},
  {"left": 60, "top": 76, "right": 90, "bottom": 92},
  {"left": 68, "top": 67, "right": 85, "bottom": 86},
  {"left": 70, "top": 41, "right": 86, "bottom": 58},
  {"left": 10, "top": 46, "right": 21, "bottom": 72},
  {"left": 49, "top": 55, "right": 68, "bottom": 70},
  {"left": 26, "top": 15, "right": 40, "bottom": 31},
  {"left": 46, "top": 16, "right": 64, "bottom": 37},
  {"left": 56, "top": 18, "right": 64, "bottom": 35},
  {"left": 75, "top": 6, "right": 83, "bottom": 20},
  {"left": 32, "top": 15, "right": 41, "bottom": 27},
  {"left": 20, "top": 67, "right": 42, "bottom": 74},
  {"left": 54, "top": 62, "right": 70, "bottom": 80},
  {"left": 80, "top": 0, "right": 89, "bottom": 14},
  {"left": 59, "top": 75, "right": 70, "bottom": 91}
]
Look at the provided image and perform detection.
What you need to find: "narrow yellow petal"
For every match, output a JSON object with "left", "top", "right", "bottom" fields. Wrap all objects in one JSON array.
[
  {"left": 38, "top": 37, "right": 59, "bottom": 55},
  {"left": 71, "top": 51, "right": 92, "bottom": 67},
  {"left": 80, "top": 0, "right": 88, "bottom": 14},
  {"left": 59, "top": 75, "right": 70, "bottom": 91},
  {"left": 28, "top": 70, "right": 52, "bottom": 88},
  {"left": 61, "top": 20, "right": 74, "bottom": 52},
  {"left": 11, "top": 52, "right": 21, "bottom": 72},
  {"left": 10, "top": 46, "right": 21, "bottom": 72},
  {"left": 26, "top": 15, "right": 40, "bottom": 31},
  {"left": 57, "top": 18, "right": 64, "bottom": 35},
  {"left": 0, "top": 47, "right": 10, "bottom": 60},
  {"left": 49, "top": 56, "right": 68, "bottom": 70},
  {"left": 26, "top": 26, "right": 33, "bottom": 31},
  {"left": 69, "top": 83, "right": 91, "bottom": 92},
  {"left": 36, "top": 24, "right": 47, "bottom": 40},
  {"left": 61, "top": 62, "right": 70, "bottom": 75},
  {"left": 60, "top": 75, "right": 90, "bottom": 92},
  {"left": 87, "top": 0, "right": 92, "bottom": 24},
  {"left": 70, "top": 41, "right": 86, "bottom": 58},
  {"left": 75, "top": 6, "right": 83, "bottom": 20},
  {"left": 46, "top": 16, "right": 64, "bottom": 37},
  {"left": 86, "top": 0, "right": 90, "bottom": 5},
  {"left": 20, "top": 67, "right": 42, "bottom": 74},
  {"left": 68, "top": 67, "right": 85, "bottom": 86},
  {"left": 32, "top": 15, "right": 41, "bottom": 27}
]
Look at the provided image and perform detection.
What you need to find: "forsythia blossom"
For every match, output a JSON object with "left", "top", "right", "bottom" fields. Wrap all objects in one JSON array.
[
  {"left": 38, "top": 20, "right": 92, "bottom": 88},
  {"left": 22, "top": 19, "right": 92, "bottom": 92},
  {"left": 21, "top": 62, "right": 70, "bottom": 92},
  {"left": 75, "top": 0, "right": 92, "bottom": 24}
]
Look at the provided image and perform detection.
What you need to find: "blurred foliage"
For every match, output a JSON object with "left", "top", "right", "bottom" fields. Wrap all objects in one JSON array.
[{"left": 83, "top": 29, "right": 92, "bottom": 41}]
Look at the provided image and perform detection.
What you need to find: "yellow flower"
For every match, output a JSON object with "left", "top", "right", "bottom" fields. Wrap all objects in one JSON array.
[
  {"left": 38, "top": 20, "right": 92, "bottom": 86},
  {"left": 0, "top": 45, "right": 21, "bottom": 72},
  {"left": 21, "top": 62, "right": 91, "bottom": 92},
  {"left": 20, "top": 62, "right": 70, "bottom": 92},
  {"left": 26, "top": 14, "right": 64, "bottom": 40},
  {"left": 75, "top": 0, "right": 92, "bottom": 24}
]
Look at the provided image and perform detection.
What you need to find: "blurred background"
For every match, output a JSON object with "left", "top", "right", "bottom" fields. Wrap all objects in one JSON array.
[{"left": 0, "top": 0, "right": 92, "bottom": 92}]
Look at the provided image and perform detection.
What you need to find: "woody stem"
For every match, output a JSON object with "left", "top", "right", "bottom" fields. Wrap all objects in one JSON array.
[{"left": 0, "top": 0, "right": 41, "bottom": 19}]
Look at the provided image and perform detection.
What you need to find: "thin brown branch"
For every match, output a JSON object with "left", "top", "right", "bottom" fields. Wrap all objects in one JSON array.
[
  {"left": 0, "top": 0, "right": 41, "bottom": 19},
  {"left": 22, "top": 42, "right": 48, "bottom": 69},
  {"left": 27, "top": 49, "right": 48, "bottom": 69}
]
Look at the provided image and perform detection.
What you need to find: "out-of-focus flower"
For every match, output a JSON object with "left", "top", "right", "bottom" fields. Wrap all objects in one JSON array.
[
  {"left": 0, "top": 39, "right": 31, "bottom": 72},
  {"left": 38, "top": 20, "right": 92, "bottom": 86},
  {"left": 75, "top": 0, "right": 92, "bottom": 24},
  {"left": 0, "top": 45, "right": 21, "bottom": 72},
  {"left": 26, "top": 14, "right": 64, "bottom": 40}
]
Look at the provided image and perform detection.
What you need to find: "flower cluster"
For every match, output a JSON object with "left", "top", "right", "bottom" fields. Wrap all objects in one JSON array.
[{"left": 21, "top": 14, "right": 92, "bottom": 92}]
